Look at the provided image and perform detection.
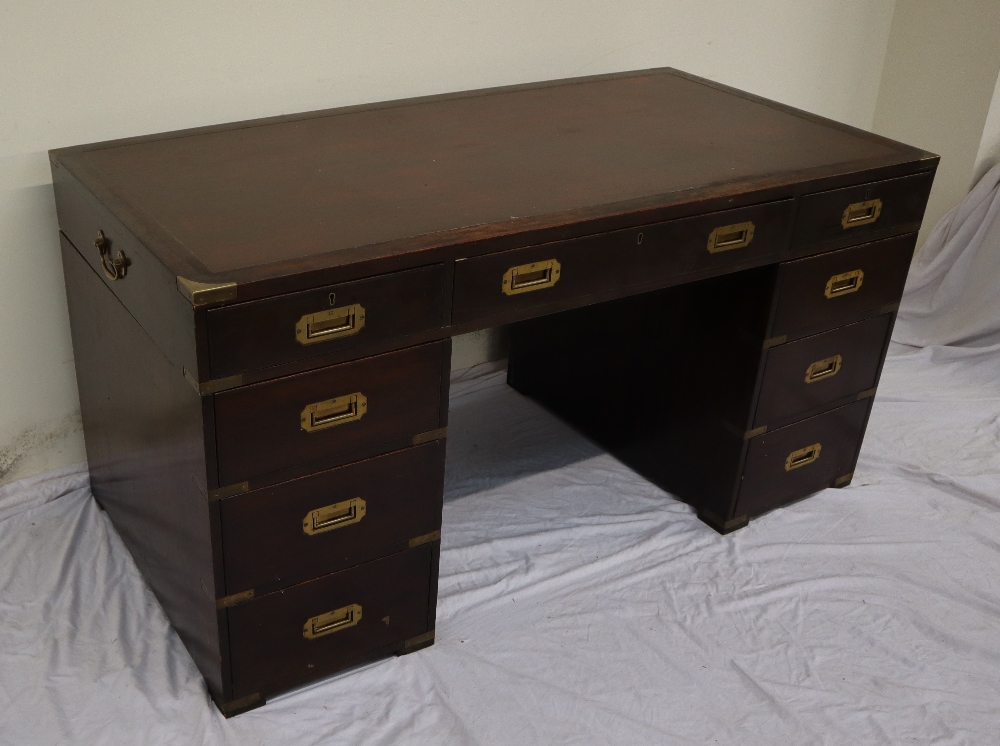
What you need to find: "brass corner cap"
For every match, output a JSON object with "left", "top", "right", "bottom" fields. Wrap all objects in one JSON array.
[{"left": 177, "top": 276, "right": 237, "bottom": 305}]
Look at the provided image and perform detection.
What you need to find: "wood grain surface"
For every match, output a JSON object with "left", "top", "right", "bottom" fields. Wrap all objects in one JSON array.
[{"left": 51, "top": 68, "right": 935, "bottom": 296}]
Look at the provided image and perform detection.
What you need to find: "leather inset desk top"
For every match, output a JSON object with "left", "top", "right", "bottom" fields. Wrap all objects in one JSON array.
[{"left": 52, "top": 68, "right": 928, "bottom": 287}]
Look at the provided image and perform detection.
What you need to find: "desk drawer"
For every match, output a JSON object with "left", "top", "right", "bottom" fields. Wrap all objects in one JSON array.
[
  {"left": 452, "top": 200, "right": 793, "bottom": 325},
  {"left": 227, "top": 543, "right": 436, "bottom": 700},
  {"left": 221, "top": 441, "right": 445, "bottom": 595},
  {"left": 792, "top": 171, "right": 933, "bottom": 256},
  {"left": 772, "top": 234, "right": 914, "bottom": 338},
  {"left": 214, "top": 341, "right": 447, "bottom": 485},
  {"left": 754, "top": 314, "right": 891, "bottom": 427},
  {"left": 207, "top": 265, "right": 446, "bottom": 377},
  {"left": 737, "top": 398, "right": 871, "bottom": 518}
]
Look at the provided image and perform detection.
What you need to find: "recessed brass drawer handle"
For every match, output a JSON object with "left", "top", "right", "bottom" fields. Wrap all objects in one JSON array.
[
  {"left": 94, "top": 230, "right": 128, "bottom": 280},
  {"left": 841, "top": 198, "right": 882, "bottom": 228},
  {"left": 296, "top": 304, "right": 365, "bottom": 345},
  {"left": 303, "top": 604, "right": 362, "bottom": 640},
  {"left": 785, "top": 443, "right": 822, "bottom": 471},
  {"left": 502, "top": 259, "right": 561, "bottom": 295},
  {"left": 303, "top": 497, "right": 367, "bottom": 535},
  {"left": 804, "top": 354, "right": 843, "bottom": 383},
  {"left": 301, "top": 393, "right": 367, "bottom": 432},
  {"left": 824, "top": 269, "right": 864, "bottom": 298},
  {"left": 707, "top": 221, "right": 755, "bottom": 253}
]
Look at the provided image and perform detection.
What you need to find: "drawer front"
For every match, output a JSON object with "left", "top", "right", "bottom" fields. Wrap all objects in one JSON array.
[
  {"left": 221, "top": 441, "right": 446, "bottom": 595},
  {"left": 772, "top": 233, "right": 915, "bottom": 337},
  {"left": 227, "top": 544, "right": 435, "bottom": 700},
  {"left": 736, "top": 398, "right": 871, "bottom": 518},
  {"left": 452, "top": 200, "right": 793, "bottom": 325},
  {"left": 207, "top": 265, "right": 446, "bottom": 378},
  {"left": 792, "top": 171, "right": 933, "bottom": 256},
  {"left": 754, "top": 314, "right": 891, "bottom": 427},
  {"left": 215, "top": 341, "right": 447, "bottom": 485}
]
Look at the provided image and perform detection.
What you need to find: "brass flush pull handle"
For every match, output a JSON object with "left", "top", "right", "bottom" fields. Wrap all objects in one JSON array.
[
  {"left": 94, "top": 230, "right": 127, "bottom": 280},
  {"left": 824, "top": 269, "right": 864, "bottom": 299},
  {"left": 303, "top": 497, "right": 366, "bottom": 535},
  {"left": 295, "top": 304, "right": 365, "bottom": 345},
  {"left": 785, "top": 443, "right": 822, "bottom": 471},
  {"left": 841, "top": 199, "right": 882, "bottom": 228},
  {"left": 804, "top": 354, "right": 843, "bottom": 383},
  {"left": 301, "top": 393, "right": 367, "bottom": 432},
  {"left": 303, "top": 604, "right": 362, "bottom": 640},
  {"left": 707, "top": 221, "right": 755, "bottom": 253},
  {"left": 502, "top": 259, "right": 561, "bottom": 295}
]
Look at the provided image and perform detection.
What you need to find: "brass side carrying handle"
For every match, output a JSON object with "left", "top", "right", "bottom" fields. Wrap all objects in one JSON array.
[
  {"left": 502, "top": 259, "right": 561, "bottom": 295},
  {"left": 785, "top": 443, "right": 822, "bottom": 471},
  {"left": 94, "top": 230, "right": 127, "bottom": 280},
  {"left": 296, "top": 304, "right": 365, "bottom": 345},
  {"left": 303, "top": 497, "right": 366, "bottom": 535},
  {"left": 303, "top": 604, "right": 362, "bottom": 640},
  {"left": 301, "top": 392, "right": 367, "bottom": 432},
  {"left": 841, "top": 198, "right": 882, "bottom": 228},
  {"left": 707, "top": 221, "right": 755, "bottom": 253},
  {"left": 804, "top": 354, "right": 843, "bottom": 383},
  {"left": 824, "top": 269, "right": 864, "bottom": 299}
]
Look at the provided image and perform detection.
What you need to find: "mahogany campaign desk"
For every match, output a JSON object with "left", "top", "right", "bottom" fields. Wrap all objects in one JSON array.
[{"left": 50, "top": 68, "right": 937, "bottom": 715}]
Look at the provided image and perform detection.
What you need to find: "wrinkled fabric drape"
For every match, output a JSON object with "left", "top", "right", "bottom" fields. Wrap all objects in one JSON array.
[{"left": 895, "top": 160, "right": 1000, "bottom": 347}]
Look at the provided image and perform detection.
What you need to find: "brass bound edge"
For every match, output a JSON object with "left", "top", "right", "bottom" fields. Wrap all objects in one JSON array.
[
  {"left": 413, "top": 427, "right": 448, "bottom": 446},
  {"left": 834, "top": 472, "right": 854, "bottom": 487},
  {"left": 176, "top": 277, "right": 238, "bottom": 306},
  {"left": 404, "top": 631, "right": 435, "bottom": 649},
  {"left": 183, "top": 368, "right": 243, "bottom": 395},
  {"left": 879, "top": 302, "right": 901, "bottom": 315},
  {"left": 762, "top": 335, "right": 787, "bottom": 349},
  {"left": 409, "top": 530, "right": 442, "bottom": 548},
  {"left": 856, "top": 387, "right": 877, "bottom": 400},
  {"left": 208, "top": 481, "right": 249, "bottom": 502},
  {"left": 699, "top": 508, "right": 749, "bottom": 533},
  {"left": 217, "top": 589, "right": 254, "bottom": 609},
  {"left": 221, "top": 692, "right": 261, "bottom": 713}
]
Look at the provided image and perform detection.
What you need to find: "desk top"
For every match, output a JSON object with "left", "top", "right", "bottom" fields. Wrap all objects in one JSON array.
[{"left": 51, "top": 68, "right": 933, "bottom": 290}]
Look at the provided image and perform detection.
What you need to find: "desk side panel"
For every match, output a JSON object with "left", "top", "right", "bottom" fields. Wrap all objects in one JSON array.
[
  {"left": 51, "top": 161, "right": 202, "bottom": 379},
  {"left": 61, "top": 235, "right": 228, "bottom": 702}
]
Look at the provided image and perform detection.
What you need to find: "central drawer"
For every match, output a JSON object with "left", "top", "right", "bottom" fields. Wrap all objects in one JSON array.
[
  {"left": 452, "top": 199, "right": 793, "bottom": 325},
  {"left": 214, "top": 341, "right": 448, "bottom": 485}
]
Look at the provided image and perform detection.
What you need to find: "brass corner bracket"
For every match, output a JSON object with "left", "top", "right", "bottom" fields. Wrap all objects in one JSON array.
[
  {"left": 176, "top": 276, "right": 238, "bottom": 306},
  {"left": 183, "top": 368, "right": 243, "bottom": 396}
]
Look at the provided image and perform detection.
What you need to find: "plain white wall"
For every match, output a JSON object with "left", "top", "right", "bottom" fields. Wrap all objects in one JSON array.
[
  {"left": 0, "top": 0, "right": 897, "bottom": 485},
  {"left": 973, "top": 70, "right": 1000, "bottom": 185},
  {"left": 871, "top": 0, "right": 1000, "bottom": 249}
]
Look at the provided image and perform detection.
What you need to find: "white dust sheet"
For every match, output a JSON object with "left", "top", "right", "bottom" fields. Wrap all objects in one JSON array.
[{"left": 3, "top": 164, "right": 1000, "bottom": 744}]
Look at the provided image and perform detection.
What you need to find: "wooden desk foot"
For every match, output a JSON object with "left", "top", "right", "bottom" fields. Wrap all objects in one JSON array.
[
  {"left": 698, "top": 510, "right": 749, "bottom": 535},
  {"left": 397, "top": 631, "right": 436, "bottom": 656},
  {"left": 218, "top": 692, "right": 266, "bottom": 718}
]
